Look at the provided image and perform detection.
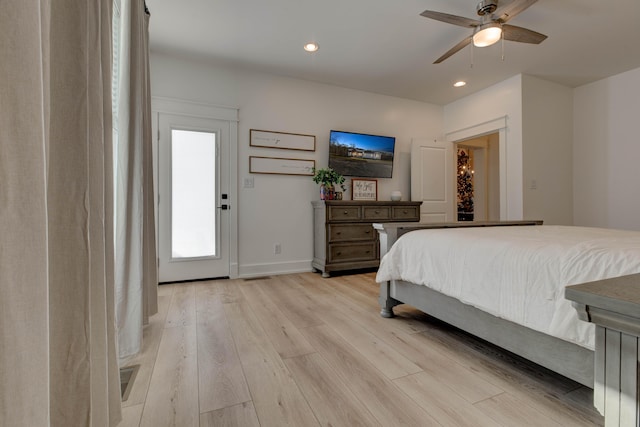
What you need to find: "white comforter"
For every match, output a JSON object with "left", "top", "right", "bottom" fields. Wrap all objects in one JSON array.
[{"left": 376, "top": 225, "right": 640, "bottom": 349}]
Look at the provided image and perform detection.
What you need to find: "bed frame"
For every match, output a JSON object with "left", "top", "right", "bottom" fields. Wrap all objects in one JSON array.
[{"left": 374, "top": 220, "right": 594, "bottom": 388}]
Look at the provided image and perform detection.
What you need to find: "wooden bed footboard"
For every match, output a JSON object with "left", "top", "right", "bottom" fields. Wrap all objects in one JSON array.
[
  {"left": 373, "top": 220, "right": 543, "bottom": 259},
  {"left": 385, "top": 278, "right": 594, "bottom": 387},
  {"left": 373, "top": 220, "right": 594, "bottom": 388},
  {"left": 374, "top": 220, "right": 544, "bottom": 319}
]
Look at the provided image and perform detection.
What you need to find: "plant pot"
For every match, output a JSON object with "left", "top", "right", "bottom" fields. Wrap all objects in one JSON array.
[{"left": 320, "top": 184, "right": 336, "bottom": 200}]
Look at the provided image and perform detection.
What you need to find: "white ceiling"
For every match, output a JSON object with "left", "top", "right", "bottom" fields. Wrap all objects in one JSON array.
[{"left": 146, "top": 0, "right": 640, "bottom": 105}]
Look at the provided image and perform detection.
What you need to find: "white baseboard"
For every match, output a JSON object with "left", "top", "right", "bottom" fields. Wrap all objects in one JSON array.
[{"left": 238, "top": 260, "right": 312, "bottom": 279}]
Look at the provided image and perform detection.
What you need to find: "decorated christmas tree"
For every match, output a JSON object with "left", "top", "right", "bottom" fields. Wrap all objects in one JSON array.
[{"left": 457, "top": 149, "right": 474, "bottom": 221}]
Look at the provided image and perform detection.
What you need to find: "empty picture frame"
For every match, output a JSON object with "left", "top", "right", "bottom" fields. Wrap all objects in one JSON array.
[
  {"left": 250, "top": 129, "right": 316, "bottom": 151},
  {"left": 249, "top": 156, "right": 315, "bottom": 176}
]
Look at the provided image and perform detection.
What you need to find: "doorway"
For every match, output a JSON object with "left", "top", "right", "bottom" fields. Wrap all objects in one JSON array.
[
  {"left": 157, "top": 112, "right": 231, "bottom": 282},
  {"left": 455, "top": 133, "right": 500, "bottom": 221},
  {"left": 456, "top": 147, "right": 475, "bottom": 221}
]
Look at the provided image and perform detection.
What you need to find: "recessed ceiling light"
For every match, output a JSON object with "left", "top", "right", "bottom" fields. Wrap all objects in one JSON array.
[
  {"left": 453, "top": 81, "right": 467, "bottom": 87},
  {"left": 303, "top": 42, "right": 319, "bottom": 52}
]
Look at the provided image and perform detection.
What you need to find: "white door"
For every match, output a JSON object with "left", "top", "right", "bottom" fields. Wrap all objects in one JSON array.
[
  {"left": 158, "top": 113, "right": 230, "bottom": 282},
  {"left": 411, "top": 138, "right": 455, "bottom": 222}
]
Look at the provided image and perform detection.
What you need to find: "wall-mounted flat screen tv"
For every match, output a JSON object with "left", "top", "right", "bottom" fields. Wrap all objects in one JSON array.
[{"left": 328, "top": 130, "right": 395, "bottom": 178}]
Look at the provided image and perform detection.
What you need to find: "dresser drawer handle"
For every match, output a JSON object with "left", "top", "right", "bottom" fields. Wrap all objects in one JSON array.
[
  {"left": 343, "top": 210, "right": 348, "bottom": 214},
  {"left": 365, "top": 250, "right": 370, "bottom": 254},
  {"left": 375, "top": 210, "right": 380, "bottom": 214},
  {"left": 403, "top": 210, "right": 408, "bottom": 214},
  {"left": 337, "top": 251, "right": 342, "bottom": 256},
  {"left": 365, "top": 230, "right": 371, "bottom": 234}
]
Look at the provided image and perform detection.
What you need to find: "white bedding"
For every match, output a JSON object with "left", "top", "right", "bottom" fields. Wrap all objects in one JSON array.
[{"left": 376, "top": 225, "right": 640, "bottom": 349}]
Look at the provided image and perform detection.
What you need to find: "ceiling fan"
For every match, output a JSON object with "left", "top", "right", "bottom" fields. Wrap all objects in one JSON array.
[{"left": 421, "top": 0, "right": 547, "bottom": 64}]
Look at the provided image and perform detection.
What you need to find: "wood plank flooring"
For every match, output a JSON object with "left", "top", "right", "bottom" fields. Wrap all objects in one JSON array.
[{"left": 118, "top": 272, "right": 603, "bottom": 427}]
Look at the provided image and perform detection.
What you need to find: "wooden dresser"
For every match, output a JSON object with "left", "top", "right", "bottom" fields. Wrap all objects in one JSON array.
[{"left": 312, "top": 200, "right": 422, "bottom": 277}]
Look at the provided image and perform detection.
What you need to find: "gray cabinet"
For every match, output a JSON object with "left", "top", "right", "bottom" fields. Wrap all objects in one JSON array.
[{"left": 312, "top": 200, "right": 422, "bottom": 277}]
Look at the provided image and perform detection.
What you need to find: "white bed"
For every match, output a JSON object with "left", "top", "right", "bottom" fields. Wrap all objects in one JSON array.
[{"left": 374, "top": 222, "right": 640, "bottom": 387}]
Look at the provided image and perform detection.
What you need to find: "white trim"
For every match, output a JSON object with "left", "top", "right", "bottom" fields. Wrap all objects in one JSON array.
[
  {"left": 445, "top": 116, "right": 507, "bottom": 142},
  {"left": 238, "top": 260, "right": 312, "bottom": 278},
  {"left": 228, "top": 118, "right": 239, "bottom": 278},
  {"left": 152, "top": 96, "right": 238, "bottom": 122},
  {"left": 498, "top": 128, "right": 508, "bottom": 220}
]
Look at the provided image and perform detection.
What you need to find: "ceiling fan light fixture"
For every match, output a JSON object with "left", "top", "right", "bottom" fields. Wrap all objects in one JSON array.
[{"left": 473, "top": 23, "right": 502, "bottom": 47}]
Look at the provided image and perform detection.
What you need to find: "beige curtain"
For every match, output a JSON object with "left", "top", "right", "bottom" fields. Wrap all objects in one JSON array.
[
  {"left": 115, "top": 0, "right": 158, "bottom": 359},
  {"left": 1, "top": 1, "right": 121, "bottom": 426}
]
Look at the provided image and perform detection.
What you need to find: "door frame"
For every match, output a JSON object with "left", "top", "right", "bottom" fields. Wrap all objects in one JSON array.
[
  {"left": 445, "top": 116, "right": 508, "bottom": 220},
  {"left": 152, "top": 97, "right": 239, "bottom": 278}
]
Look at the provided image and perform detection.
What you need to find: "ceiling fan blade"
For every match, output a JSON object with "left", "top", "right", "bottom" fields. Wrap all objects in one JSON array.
[
  {"left": 502, "top": 24, "right": 547, "bottom": 44},
  {"left": 493, "top": 0, "right": 539, "bottom": 23},
  {"left": 433, "top": 36, "right": 473, "bottom": 64},
  {"left": 420, "top": 10, "right": 480, "bottom": 28}
]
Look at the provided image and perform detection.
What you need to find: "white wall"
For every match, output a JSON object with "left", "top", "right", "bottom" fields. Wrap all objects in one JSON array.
[
  {"left": 521, "top": 75, "right": 573, "bottom": 225},
  {"left": 444, "top": 75, "right": 524, "bottom": 220},
  {"left": 150, "top": 52, "right": 443, "bottom": 276},
  {"left": 444, "top": 74, "right": 574, "bottom": 225},
  {"left": 149, "top": 51, "right": 639, "bottom": 275},
  {"left": 573, "top": 67, "right": 640, "bottom": 231}
]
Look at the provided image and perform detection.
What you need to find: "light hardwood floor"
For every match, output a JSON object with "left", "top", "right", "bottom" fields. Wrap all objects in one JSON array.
[{"left": 118, "top": 272, "right": 603, "bottom": 427}]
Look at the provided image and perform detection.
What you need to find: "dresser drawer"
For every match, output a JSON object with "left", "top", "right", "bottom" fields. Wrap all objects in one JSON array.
[
  {"left": 328, "top": 206, "right": 361, "bottom": 221},
  {"left": 329, "top": 224, "right": 375, "bottom": 242},
  {"left": 312, "top": 200, "right": 422, "bottom": 277},
  {"left": 363, "top": 206, "right": 391, "bottom": 221},
  {"left": 392, "top": 206, "right": 420, "bottom": 220},
  {"left": 328, "top": 242, "right": 377, "bottom": 263}
]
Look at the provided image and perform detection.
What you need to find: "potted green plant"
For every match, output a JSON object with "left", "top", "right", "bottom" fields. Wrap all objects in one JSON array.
[{"left": 312, "top": 167, "right": 346, "bottom": 200}]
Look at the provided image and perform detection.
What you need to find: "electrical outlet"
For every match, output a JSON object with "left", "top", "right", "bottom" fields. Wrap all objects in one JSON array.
[
  {"left": 244, "top": 177, "right": 254, "bottom": 188},
  {"left": 274, "top": 243, "right": 281, "bottom": 255}
]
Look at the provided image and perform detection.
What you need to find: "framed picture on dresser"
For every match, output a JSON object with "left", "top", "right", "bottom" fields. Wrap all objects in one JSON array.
[{"left": 351, "top": 178, "right": 377, "bottom": 201}]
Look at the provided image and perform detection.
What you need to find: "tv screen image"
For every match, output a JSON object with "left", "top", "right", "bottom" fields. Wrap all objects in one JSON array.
[{"left": 328, "top": 130, "right": 395, "bottom": 178}]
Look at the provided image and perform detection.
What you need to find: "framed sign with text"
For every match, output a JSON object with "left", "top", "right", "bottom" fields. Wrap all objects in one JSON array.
[
  {"left": 250, "top": 129, "right": 316, "bottom": 151},
  {"left": 249, "top": 156, "right": 315, "bottom": 176},
  {"left": 351, "top": 178, "right": 377, "bottom": 201}
]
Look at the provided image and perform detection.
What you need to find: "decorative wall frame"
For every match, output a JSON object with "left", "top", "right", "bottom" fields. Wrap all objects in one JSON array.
[
  {"left": 351, "top": 178, "right": 378, "bottom": 201},
  {"left": 250, "top": 129, "right": 316, "bottom": 151},
  {"left": 249, "top": 156, "right": 315, "bottom": 176}
]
